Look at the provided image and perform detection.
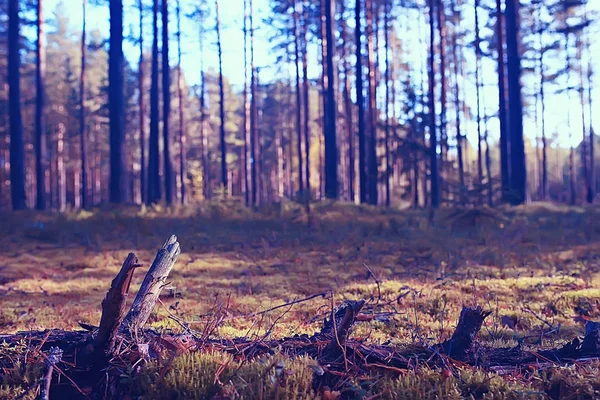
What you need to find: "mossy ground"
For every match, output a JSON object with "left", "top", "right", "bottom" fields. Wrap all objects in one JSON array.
[{"left": 1, "top": 201, "right": 600, "bottom": 398}]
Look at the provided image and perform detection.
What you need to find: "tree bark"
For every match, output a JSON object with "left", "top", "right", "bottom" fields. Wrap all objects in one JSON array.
[
  {"left": 428, "top": 0, "right": 439, "bottom": 208},
  {"left": 323, "top": 0, "right": 338, "bottom": 199},
  {"left": 80, "top": 0, "right": 89, "bottom": 210},
  {"left": 138, "top": 0, "right": 146, "bottom": 205},
  {"left": 496, "top": 0, "right": 510, "bottom": 203},
  {"left": 340, "top": 0, "right": 354, "bottom": 203},
  {"left": 302, "top": 3, "right": 311, "bottom": 205},
  {"left": 8, "top": 0, "right": 26, "bottom": 210},
  {"left": 383, "top": 0, "right": 391, "bottom": 207},
  {"left": 505, "top": 0, "right": 526, "bottom": 205},
  {"left": 109, "top": 0, "right": 125, "bottom": 203},
  {"left": 35, "top": 0, "right": 47, "bottom": 211},
  {"left": 243, "top": 0, "right": 251, "bottom": 205},
  {"left": 355, "top": 0, "right": 367, "bottom": 204},
  {"left": 162, "top": 0, "right": 173, "bottom": 205},
  {"left": 450, "top": 0, "right": 465, "bottom": 201},
  {"left": 475, "top": 0, "right": 483, "bottom": 201},
  {"left": 366, "top": 0, "right": 377, "bottom": 205},
  {"left": 176, "top": 0, "right": 185, "bottom": 204},
  {"left": 147, "top": 0, "right": 161, "bottom": 204},
  {"left": 293, "top": 0, "right": 304, "bottom": 196},
  {"left": 215, "top": 0, "right": 227, "bottom": 192}
]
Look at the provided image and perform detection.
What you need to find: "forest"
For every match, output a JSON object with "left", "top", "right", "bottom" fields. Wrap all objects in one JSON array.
[{"left": 1, "top": 0, "right": 600, "bottom": 399}]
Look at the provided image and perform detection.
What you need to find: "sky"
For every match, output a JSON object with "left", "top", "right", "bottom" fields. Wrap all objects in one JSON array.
[{"left": 44, "top": 0, "right": 599, "bottom": 150}]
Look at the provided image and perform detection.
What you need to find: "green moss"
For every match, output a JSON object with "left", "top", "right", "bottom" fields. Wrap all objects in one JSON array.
[{"left": 132, "top": 351, "right": 318, "bottom": 400}]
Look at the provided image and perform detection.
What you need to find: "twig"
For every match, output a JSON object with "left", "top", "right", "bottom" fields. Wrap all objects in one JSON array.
[
  {"left": 363, "top": 263, "right": 382, "bottom": 303},
  {"left": 249, "top": 292, "right": 329, "bottom": 317},
  {"left": 39, "top": 347, "right": 63, "bottom": 400}
]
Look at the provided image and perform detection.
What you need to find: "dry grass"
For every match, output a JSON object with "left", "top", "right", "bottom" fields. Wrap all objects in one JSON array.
[{"left": 2, "top": 201, "right": 600, "bottom": 398}]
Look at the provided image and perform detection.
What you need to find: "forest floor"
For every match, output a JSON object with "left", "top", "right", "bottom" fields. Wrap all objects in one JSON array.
[{"left": 2, "top": 201, "right": 600, "bottom": 399}]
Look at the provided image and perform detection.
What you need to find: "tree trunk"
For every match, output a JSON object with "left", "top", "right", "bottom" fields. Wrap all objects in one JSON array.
[
  {"left": 428, "top": 0, "right": 439, "bottom": 208},
  {"left": 323, "top": 0, "right": 338, "bottom": 199},
  {"left": 566, "top": 33, "right": 576, "bottom": 205},
  {"left": 577, "top": 35, "right": 591, "bottom": 204},
  {"left": 35, "top": 0, "right": 47, "bottom": 211},
  {"left": 436, "top": 0, "right": 448, "bottom": 193},
  {"left": 249, "top": 0, "right": 257, "bottom": 206},
  {"left": 366, "top": 0, "right": 377, "bottom": 205},
  {"left": 383, "top": 0, "right": 391, "bottom": 207},
  {"left": 162, "top": 0, "right": 173, "bottom": 205},
  {"left": 80, "top": 0, "right": 88, "bottom": 210},
  {"left": 138, "top": 0, "right": 146, "bottom": 205},
  {"left": 8, "top": 0, "right": 26, "bottom": 210},
  {"left": 340, "top": 0, "right": 354, "bottom": 203},
  {"left": 147, "top": 0, "right": 161, "bottom": 204},
  {"left": 215, "top": 0, "right": 227, "bottom": 192},
  {"left": 496, "top": 0, "right": 510, "bottom": 203},
  {"left": 302, "top": 3, "right": 311, "bottom": 204},
  {"left": 243, "top": 0, "right": 251, "bottom": 205},
  {"left": 475, "top": 0, "right": 483, "bottom": 201},
  {"left": 537, "top": 4, "right": 547, "bottom": 201},
  {"left": 293, "top": 0, "right": 304, "bottom": 196},
  {"left": 450, "top": 0, "right": 465, "bottom": 200},
  {"left": 355, "top": 0, "right": 367, "bottom": 204},
  {"left": 176, "top": 0, "right": 185, "bottom": 204},
  {"left": 505, "top": 0, "right": 526, "bottom": 205},
  {"left": 587, "top": 20, "right": 595, "bottom": 202},
  {"left": 57, "top": 124, "right": 66, "bottom": 212},
  {"left": 109, "top": 0, "right": 125, "bottom": 203}
]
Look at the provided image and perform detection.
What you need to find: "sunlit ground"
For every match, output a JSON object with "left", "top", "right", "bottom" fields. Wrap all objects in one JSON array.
[{"left": 2, "top": 201, "right": 600, "bottom": 398}]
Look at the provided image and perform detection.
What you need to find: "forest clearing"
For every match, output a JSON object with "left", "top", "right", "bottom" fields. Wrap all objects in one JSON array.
[{"left": 2, "top": 203, "right": 600, "bottom": 399}]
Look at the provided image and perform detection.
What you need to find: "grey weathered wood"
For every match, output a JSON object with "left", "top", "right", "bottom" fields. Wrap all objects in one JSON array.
[
  {"left": 123, "top": 235, "right": 180, "bottom": 333},
  {"left": 95, "top": 252, "right": 139, "bottom": 355}
]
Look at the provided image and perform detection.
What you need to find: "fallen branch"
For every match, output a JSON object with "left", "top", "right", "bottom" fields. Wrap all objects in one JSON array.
[{"left": 123, "top": 235, "right": 180, "bottom": 333}]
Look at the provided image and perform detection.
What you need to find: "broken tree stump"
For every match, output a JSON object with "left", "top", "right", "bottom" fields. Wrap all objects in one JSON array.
[
  {"left": 95, "top": 252, "right": 139, "bottom": 356},
  {"left": 441, "top": 305, "right": 491, "bottom": 359},
  {"left": 122, "top": 235, "right": 181, "bottom": 333}
]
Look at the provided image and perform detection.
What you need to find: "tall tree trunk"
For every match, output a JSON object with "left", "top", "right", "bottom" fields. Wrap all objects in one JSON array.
[
  {"left": 57, "top": 124, "right": 66, "bottom": 212},
  {"left": 436, "top": 0, "right": 448, "bottom": 193},
  {"left": 577, "top": 35, "right": 591, "bottom": 204},
  {"left": 198, "top": 13, "right": 209, "bottom": 200},
  {"left": 475, "top": 0, "right": 483, "bottom": 200},
  {"left": 323, "top": 0, "right": 338, "bottom": 199},
  {"left": 366, "top": 0, "right": 377, "bottom": 205},
  {"left": 505, "top": 0, "right": 526, "bottom": 205},
  {"left": 35, "top": 0, "right": 46, "bottom": 210},
  {"left": 496, "top": 0, "right": 510, "bottom": 202},
  {"left": 587, "top": 18, "right": 595, "bottom": 202},
  {"left": 162, "top": 0, "right": 173, "bottom": 205},
  {"left": 215, "top": 0, "right": 227, "bottom": 192},
  {"left": 176, "top": 0, "right": 185, "bottom": 204},
  {"left": 428, "top": 0, "right": 439, "bottom": 208},
  {"left": 566, "top": 32, "right": 576, "bottom": 205},
  {"left": 138, "top": 0, "right": 146, "bottom": 205},
  {"left": 292, "top": 0, "right": 304, "bottom": 195},
  {"left": 80, "top": 0, "right": 88, "bottom": 209},
  {"left": 537, "top": 3, "right": 547, "bottom": 200},
  {"left": 450, "top": 0, "right": 465, "bottom": 200},
  {"left": 302, "top": 3, "right": 311, "bottom": 204},
  {"left": 250, "top": 0, "right": 258, "bottom": 206},
  {"left": 383, "top": 0, "right": 391, "bottom": 207},
  {"left": 355, "top": 0, "right": 367, "bottom": 204},
  {"left": 8, "top": 0, "right": 26, "bottom": 210},
  {"left": 243, "top": 0, "right": 250, "bottom": 205},
  {"left": 147, "top": 0, "right": 161, "bottom": 203},
  {"left": 340, "top": 0, "right": 354, "bottom": 202},
  {"left": 109, "top": 0, "right": 125, "bottom": 203}
]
